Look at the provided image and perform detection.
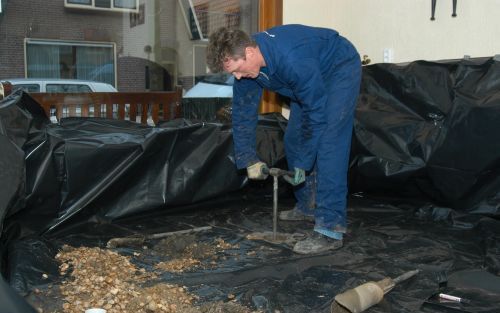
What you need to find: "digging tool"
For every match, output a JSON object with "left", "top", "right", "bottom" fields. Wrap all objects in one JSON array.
[
  {"left": 239, "top": 167, "right": 304, "bottom": 247},
  {"left": 106, "top": 226, "right": 212, "bottom": 248},
  {"left": 332, "top": 269, "right": 420, "bottom": 313},
  {"left": 262, "top": 167, "right": 294, "bottom": 240}
]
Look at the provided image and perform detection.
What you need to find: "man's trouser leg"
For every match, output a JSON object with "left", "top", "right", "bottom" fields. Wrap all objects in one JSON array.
[
  {"left": 315, "top": 63, "right": 361, "bottom": 232},
  {"left": 284, "top": 101, "right": 315, "bottom": 214}
]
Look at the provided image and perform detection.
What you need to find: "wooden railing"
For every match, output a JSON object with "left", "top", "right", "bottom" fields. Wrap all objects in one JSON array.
[{"left": 30, "top": 87, "right": 182, "bottom": 125}]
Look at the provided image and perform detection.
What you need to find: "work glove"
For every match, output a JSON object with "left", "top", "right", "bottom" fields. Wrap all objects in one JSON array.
[
  {"left": 283, "top": 167, "right": 305, "bottom": 186},
  {"left": 246, "top": 161, "right": 269, "bottom": 180}
]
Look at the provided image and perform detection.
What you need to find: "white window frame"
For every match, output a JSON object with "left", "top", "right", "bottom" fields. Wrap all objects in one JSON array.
[
  {"left": 65, "top": 0, "right": 139, "bottom": 13},
  {"left": 178, "top": 0, "right": 206, "bottom": 41}
]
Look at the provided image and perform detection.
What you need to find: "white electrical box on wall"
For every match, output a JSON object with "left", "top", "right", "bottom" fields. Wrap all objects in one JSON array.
[{"left": 383, "top": 48, "right": 394, "bottom": 63}]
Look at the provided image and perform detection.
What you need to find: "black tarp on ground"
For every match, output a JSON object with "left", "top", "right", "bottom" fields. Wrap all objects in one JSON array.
[
  {"left": 0, "top": 275, "right": 36, "bottom": 313},
  {"left": 351, "top": 57, "right": 500, "bottom": 214},
  {"left": 5, "top": 197, "right": 500, "bottom": 313},
  {"left": 0, "top": 57, "right": 500, "bottom": 312}
]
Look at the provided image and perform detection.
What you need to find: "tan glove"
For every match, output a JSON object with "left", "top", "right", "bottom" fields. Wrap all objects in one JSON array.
[{"left": 246, "top": 161, "right": 269, "bottom": 180}]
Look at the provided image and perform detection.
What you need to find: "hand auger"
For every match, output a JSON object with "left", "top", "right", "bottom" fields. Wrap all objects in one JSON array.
[{"left": 262, "top": 168, "right": 294, "bottom": 240}]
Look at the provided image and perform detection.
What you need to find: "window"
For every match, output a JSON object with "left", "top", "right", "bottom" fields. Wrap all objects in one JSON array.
[
  {"left": 95, "top": 0, "right": 111, "bottom": 8},
  {"left": 25, "top": 40, "right": 116, "bottom": 87},
  {"left": 179, "top": 0, "right": 248, "bottom": 41},
  {"left": 46, "top": 84, "right": 92, "bottom": 93},
  {"left": 129, "top": 4, "right": 145, "bottom": 28},
  {"left": 67, "top": 0, "right": 91, "bottom": 4},
  {"left": 65, "top": 0, "right": 139, "bottom": 13},
  {"left": 13, "top": 84, "right": 41, "bottom": 93},
  {"left": 114, "top": 0, "right": 137, "bottom": 9}
]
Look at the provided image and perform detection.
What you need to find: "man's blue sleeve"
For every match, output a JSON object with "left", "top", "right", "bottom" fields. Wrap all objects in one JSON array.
[
  {"left": 232, "top": 78, "right": 264, "bottom": 169},
  {"left": 283, "top": 58, "right": 328, "bottom": 170}
]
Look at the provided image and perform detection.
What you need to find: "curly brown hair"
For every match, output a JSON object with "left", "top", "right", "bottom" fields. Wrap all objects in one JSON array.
[{"left": 206, "top": 27, "right": 257, "bottom": 73}]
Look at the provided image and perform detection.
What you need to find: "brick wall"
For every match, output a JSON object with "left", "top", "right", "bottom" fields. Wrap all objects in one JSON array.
[
  {"left": 0, "top": 1, "right": 123, "bottom": 79},
  {"left": 117, "top": 57, "right": 145, "bottom": 92}
]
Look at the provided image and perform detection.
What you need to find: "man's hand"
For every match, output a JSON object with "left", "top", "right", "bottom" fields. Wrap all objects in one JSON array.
[
  {"left": 246, "top": 161, "right": 269, "bottom": 180},
  {"left": 283, "top": 167, "right": 305, "bottom": 186}
]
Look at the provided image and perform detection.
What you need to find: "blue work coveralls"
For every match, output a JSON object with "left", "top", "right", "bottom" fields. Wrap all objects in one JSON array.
[{"left": 232, "top": 24, "right": 361, "bottom": 232}]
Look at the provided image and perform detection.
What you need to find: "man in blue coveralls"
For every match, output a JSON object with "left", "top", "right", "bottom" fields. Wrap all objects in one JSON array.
[{"left": 207, "top": 24, "right": 361, "bottom": 254}]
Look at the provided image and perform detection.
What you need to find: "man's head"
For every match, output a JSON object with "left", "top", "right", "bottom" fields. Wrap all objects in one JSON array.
[{"left": 207, "top": 27, "right": 264, "bottom": 80}]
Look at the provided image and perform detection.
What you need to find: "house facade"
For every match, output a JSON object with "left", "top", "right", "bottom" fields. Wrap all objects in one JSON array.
[{"left": 0, "top": 0, "right": 258, "bottom": 92}]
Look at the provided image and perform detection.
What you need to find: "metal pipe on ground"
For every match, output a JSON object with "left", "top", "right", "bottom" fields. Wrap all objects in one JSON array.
[{"left": 331, "top": 270, "right": 420, "bottom": 313}]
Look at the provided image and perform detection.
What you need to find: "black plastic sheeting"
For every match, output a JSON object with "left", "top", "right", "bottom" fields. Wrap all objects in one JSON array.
[
  {"left": 0, "top": 90, "right": 286, "bottom": 239},
  {"left": 1, "top": 57, "right": 500, "bottom": 312},
  {"left": 4, "top": 197, "right": 500, "bottom": 313},
  {"left": 351, "top": 57, "right": 500, "bottom": 215},
  {"left": 0, "top": 92, "right": 50, "bottom": 236},
  {"left": 0, "top": 275, "right": 36, "bottom": 313}
]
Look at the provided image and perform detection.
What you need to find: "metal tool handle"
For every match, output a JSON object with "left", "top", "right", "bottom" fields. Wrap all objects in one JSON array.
[
  {"left": 263, "top": 167, "right": 294, "bottom": 240},
  {"left": 264, "top": 167, "right": 294, "bottom": 177},
  {"left": 392, "top": 269, "right": 420, "bottom": 284},
  {"left": 273, "top": 175, "right": 278, "bottom": 240}
]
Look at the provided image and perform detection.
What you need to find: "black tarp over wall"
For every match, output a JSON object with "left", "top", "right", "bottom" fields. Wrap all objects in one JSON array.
[
  {"left": 351, "top": 57, "right": 500, "bottom": 214},
  {"left": 0, "top": 91, "right": 286, "bottom": 238}
]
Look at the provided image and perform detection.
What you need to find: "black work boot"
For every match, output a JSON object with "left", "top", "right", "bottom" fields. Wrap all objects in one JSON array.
[
  {"left": 279, "top": 207, "right": 314, "bottom": 222},
  {"left": 293, "top": 232, "right": 343, "bottom": 254}
]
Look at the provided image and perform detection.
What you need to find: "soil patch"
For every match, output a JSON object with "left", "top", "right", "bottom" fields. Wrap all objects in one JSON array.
[
  {"left": 152, "top": 235, "right": 239, "bottom": 273},
  {"left": 28, "top": 239, "right": 257, "bottom": 313}
]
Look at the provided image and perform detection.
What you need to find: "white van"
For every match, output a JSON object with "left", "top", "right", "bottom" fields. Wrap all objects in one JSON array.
[{"left": 3, "top": 78, "right": 117, "bottom": 93}]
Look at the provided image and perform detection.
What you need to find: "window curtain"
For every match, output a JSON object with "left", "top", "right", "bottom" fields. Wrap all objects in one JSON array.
[
  {"left": 26, "top": 44, "right": 61, "bottom": 78},
  {"left": 76, "top": 46, "right": 114, "bottom": 86}
]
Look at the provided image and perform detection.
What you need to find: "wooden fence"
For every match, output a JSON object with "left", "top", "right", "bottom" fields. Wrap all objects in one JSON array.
[{"left": 30, "top": 87, "right": 182, "bottom": 125}]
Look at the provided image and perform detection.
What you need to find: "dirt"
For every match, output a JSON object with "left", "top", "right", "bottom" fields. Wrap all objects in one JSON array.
[
  {"left": 246, "top": 231, "right": 306, "bottom": 247},
  {"left": 152, "top": 235, "right": 238, "bottom": 272},
  {"left": 29, "top": 236, "right": 258, "bottom": 313}
]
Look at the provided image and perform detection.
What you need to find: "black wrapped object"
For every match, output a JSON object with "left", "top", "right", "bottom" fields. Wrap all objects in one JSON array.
[
  {"left": 351, "top": 57, "right": 500, "bottom": 214},
  {"left": 0, "top": 92, "right": 286, "bottom": 237}
]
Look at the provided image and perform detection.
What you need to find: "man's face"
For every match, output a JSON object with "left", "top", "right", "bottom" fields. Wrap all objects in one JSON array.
[{"left": 223, "top": 47, "right": 261, "bottom": 80}]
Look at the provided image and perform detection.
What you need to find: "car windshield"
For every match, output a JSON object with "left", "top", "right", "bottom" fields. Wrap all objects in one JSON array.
[
  {"left": 184, "top": 73, "right": 234, "bottom": 98},
  {"left": 197, "top": 73, "right": 234, "bottom": 86}
]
